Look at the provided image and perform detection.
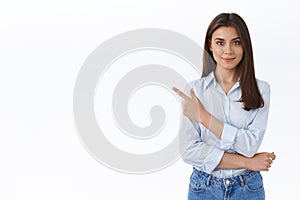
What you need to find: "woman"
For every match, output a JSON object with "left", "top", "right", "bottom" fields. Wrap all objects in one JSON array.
[{"left": 173, "top": 13, "right": 276, "bottom": 199}]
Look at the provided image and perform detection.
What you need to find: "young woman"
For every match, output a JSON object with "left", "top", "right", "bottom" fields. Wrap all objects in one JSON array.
[{"left": 173, "top": 13, "right": 276, "bottom": 199}]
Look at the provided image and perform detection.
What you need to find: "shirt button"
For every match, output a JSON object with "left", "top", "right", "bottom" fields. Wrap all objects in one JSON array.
[{"left": 225, "top": 180, "right": 230, "bottom": 185}]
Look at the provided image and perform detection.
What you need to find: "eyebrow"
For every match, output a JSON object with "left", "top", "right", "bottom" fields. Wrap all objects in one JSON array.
[{"left": 214, "top": 37, "right": 240, "bottom": 41}]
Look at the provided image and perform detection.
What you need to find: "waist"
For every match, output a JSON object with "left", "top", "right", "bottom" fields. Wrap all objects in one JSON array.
[
  {"left": 192, "top": 168, "right": 260, "bottom": 187},
  {"left": 194, "top": 165, "right": 246, "bottom": 178}
]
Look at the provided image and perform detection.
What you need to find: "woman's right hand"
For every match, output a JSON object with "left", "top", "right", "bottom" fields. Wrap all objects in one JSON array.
[{"left": 246, "top": 152, "right": 276, "bottom": 171}]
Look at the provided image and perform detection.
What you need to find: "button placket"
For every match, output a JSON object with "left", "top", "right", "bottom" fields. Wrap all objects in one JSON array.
[{"left": 224, "top": 96, "right": 230, "bottom": 123}]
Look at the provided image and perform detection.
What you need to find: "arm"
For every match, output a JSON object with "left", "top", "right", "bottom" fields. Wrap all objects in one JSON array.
[
  {"left": 199, "top": 83, "right": 271, "bottom": 157},
  {"left": 216, "top": 152, "right": 276, "bottom": 171},
  {"left": 179, "top": 114, "right": 224, "bottom": 174},
  {"left": 179, "top": 114, "right": 275, "bottom": 172},
  {"left": 174, "top": 84, "right": 273, "bottom": 172},
  {"left": 174, "top": 86, "right": 226, "bottom": 173}
]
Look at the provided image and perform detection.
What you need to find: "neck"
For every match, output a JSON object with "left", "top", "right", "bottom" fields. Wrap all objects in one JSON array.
[{"left": 214, "top": 67, "right": 238, "bottom": 84}]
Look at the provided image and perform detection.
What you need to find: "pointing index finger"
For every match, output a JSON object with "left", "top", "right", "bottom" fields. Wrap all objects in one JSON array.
[{"left": 172, "top": 87, "right": 189, "bottom": 100}]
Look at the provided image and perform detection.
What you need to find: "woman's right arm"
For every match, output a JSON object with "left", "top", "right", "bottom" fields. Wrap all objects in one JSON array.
[
  {"left": 176, "top": 83, "right": 275, "bottom": 173},
  {"left": 179, "top": 115, "right": 225, "bottom": 173}
]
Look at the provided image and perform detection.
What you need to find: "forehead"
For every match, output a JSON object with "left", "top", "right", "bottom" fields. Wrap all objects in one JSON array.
[{"left": 212, "top": 26, "right": 239, "bottom": 39}]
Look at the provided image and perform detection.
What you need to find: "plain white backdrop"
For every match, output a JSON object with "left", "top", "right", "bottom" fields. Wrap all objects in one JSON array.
[{"left": 2, "top": 0, "right": 299, "bottom": 199}]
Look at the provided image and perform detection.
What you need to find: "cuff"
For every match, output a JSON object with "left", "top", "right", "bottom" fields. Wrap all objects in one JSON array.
[{"left": 220, "top": 123, "right": 238, "bottom": 149}]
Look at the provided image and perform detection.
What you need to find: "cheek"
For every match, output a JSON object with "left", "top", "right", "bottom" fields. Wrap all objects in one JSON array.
[
  {"left": 233, "top": 48, "right": 243, "bottom": 62},
  {"left": 211, "top": 47, "right": 222, "bottom": 57},
  {"left": 236, "top": 47, "right": 244, "bottom": 57},
  {"left": 211, "top": 51, "right": 221, "bottom": 62}
]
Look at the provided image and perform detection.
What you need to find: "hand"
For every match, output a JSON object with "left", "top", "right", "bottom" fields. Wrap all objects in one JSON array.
[
  {"left": 172, "top": 87, "right": 205, "bottom": 122},
  {"left": 246, "top": 152, "right": 276, "bottom": 171}
]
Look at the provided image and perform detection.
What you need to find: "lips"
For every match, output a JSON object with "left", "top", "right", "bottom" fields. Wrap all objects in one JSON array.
[{"left": 222, "top": 57, "right": 235, "bottom": 62}]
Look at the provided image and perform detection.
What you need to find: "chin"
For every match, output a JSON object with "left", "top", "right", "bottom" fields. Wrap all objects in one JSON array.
[{"left": 221, "top": 64, "right": 238, "bottom": 70}]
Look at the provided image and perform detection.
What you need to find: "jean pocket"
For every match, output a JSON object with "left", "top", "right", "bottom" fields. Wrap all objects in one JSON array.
[
  {"left": 189, "top": 172, "right": 206, "bottom": 193},
  {"left": 244, "top": 172, "right": 264, "bottom": 193}
]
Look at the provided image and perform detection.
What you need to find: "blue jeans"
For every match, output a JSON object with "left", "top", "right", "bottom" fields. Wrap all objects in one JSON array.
[{"left": 188, "top": 168, "right": 265, "bottom": 200}]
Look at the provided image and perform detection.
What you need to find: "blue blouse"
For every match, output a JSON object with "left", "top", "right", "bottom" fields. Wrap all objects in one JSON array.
[{"left": 180, "top": 71, "right": 271, "bottom": 178}]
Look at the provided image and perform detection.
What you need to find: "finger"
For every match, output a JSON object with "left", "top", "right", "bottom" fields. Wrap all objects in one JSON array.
[
  {"left": 267, "top": 159, "right": 273, "bottom": 164},
  {"left": 268, "top": 163, "right": 272, "bottom": 168},
  {"left": 172, "top": 87, "right": 189, "bottom": 100},
  {"left": 190, "top": 89, "right": 197, "bottom": 99},
  {"left": 265, "top": 162, "right": 271, "bottom": 168},
  {"left": 268, "top": 152, "right": 276, "bottom": 160},
  {"left": 261, "top": 166, "right": 269, "bottom": 171},
  {"left": 266, "top": 168, "right": 269, "bottom": 171},
  {"left": 272, "top": 152, "right": 276, "bottom": 160}
]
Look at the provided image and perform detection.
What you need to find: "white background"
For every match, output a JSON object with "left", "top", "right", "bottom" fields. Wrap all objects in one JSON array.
[{"left": 2, "top": 0, "right": 299, "bottom": 199}]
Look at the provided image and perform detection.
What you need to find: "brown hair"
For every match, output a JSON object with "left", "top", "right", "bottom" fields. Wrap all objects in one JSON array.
[{"left": 203, "top": 13, "right": 264, "bottom": 111}]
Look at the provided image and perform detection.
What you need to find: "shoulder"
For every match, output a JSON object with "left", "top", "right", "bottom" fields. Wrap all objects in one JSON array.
[
  {"left": 189, "top": 75, "right": 211, "bottom": 89},
  {"left": 189, "top": 78, "right": 203, "bottom": 88},
  {"left": 256, "top": 79, "right": 271, "bottom": 95},
  {"left": 256, "top": 79, "right": 270, "bottom": 92}
]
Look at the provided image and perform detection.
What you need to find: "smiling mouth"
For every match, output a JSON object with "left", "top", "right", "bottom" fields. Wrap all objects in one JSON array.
[{"left": 222, "top": 57, "right": 235, "bottom": 62}]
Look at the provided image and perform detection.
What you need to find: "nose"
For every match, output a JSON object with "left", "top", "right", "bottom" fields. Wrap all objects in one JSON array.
[{"left": 224, "top": 44, "right": 232, "bottom": 54}]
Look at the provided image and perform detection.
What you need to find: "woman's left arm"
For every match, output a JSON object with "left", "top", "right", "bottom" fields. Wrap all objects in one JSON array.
[{"left": 216, "top": 151, "right": 275, "bottom": 171}]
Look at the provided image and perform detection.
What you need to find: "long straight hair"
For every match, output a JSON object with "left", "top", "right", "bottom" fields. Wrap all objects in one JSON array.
[{"left": 203, "top": 13, "right": 264, "bottom": 111}]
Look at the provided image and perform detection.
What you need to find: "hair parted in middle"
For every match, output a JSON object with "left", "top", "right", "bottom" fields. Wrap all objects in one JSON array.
[{"left": 202, "top": 13, "right": 264, "bottom": 111}]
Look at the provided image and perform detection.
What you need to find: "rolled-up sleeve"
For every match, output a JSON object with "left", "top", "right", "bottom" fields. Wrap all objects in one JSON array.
[
  {"left": 219, "top": 83, "right": 271, "bottom": 157},
  {"left": 180, "top": 114, "right": 224, "bottom": 173}
]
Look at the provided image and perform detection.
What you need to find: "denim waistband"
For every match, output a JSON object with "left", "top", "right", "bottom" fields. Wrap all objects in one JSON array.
[{"left": 192, "top": 168, "right": 259, "bottom": 187}]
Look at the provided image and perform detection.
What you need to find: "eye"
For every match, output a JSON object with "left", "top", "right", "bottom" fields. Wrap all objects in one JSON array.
[
  {"left": 216, "top": 41, "right": 224, "bottom": 46},
  {"left": 233, "top": 40, "right": 241, "bottom": 45}
]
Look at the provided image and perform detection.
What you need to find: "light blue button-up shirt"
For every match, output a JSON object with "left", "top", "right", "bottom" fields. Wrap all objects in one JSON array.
[{"left": 180, "top": 71, "right": 271, "bottom": 178}]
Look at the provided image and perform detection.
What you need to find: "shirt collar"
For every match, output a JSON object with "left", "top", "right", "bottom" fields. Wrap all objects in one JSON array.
[
  {"left": 204, "top": 71, "right": 240, "bottom": 91},
  {"left": 204, "top": 71, "right": 217, "bottom": 89}
]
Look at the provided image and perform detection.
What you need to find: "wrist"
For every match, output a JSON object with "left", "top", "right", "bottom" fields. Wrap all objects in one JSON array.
[
  {"left": 198, "top": 109, "right": 210, "bottom": 124},
  {"left": 243, "top": 157, "right": 251, "bottom": 169}
]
